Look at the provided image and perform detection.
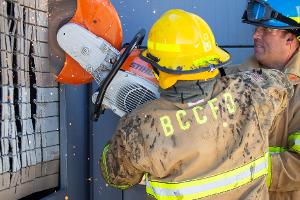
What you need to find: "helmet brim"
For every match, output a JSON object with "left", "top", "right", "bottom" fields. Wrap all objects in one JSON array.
[
  {"left": 242, "top": 19, "right": 300, "bottom": 30},
  {"left": 140, "top": 47, "right": 231, "bottom": 75}
]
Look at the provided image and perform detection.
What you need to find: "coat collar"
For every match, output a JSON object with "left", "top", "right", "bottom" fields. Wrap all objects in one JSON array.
[{"left": 283, "top": 49, "right": 300, "bottom": 85}]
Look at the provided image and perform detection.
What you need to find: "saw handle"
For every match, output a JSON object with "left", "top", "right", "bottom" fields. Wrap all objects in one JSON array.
[{"left": 93, "top": 29, "right": 146, "bottom": 121}]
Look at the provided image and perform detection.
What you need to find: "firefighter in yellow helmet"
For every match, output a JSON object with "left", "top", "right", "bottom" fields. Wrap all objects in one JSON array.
[
  {"left": 100, "top": 9, "right": 294, "bottom": 199},
  {"left": 141, "top": 9, "right": 229, "bottom": 89}
]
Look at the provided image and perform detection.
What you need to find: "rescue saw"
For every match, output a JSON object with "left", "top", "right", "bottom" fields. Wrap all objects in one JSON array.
[
  {"left": 51, "top": 0, "right": 159, "bottom": 120},
  {"left": 49, "top": 0, "right": 123, "bottom": 84}
]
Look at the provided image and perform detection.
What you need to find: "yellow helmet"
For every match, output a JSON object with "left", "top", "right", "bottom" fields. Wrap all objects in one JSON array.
[{"left": 140, "top": 9, "right": 230, "bottom": 89}]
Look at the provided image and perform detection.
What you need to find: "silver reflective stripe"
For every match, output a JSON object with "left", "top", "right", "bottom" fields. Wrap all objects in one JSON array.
[
  {"left": 292, "top": 139, "right": 300, "bottom": 153},
  {"left": 147, "top": 161, "right": 267, "bottom": 196},
  {"left": 288, "top": 133, "right": 300, "bottom": 154},
  {"left": 146, "top": 153, "right": 269, "bottom": 199}
]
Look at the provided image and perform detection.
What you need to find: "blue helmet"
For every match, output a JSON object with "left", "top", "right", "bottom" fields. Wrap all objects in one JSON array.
[{"left": 242, "top": 0, "right": 300, "bottom": 30}]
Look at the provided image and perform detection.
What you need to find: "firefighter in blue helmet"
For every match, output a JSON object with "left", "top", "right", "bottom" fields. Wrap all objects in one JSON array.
[
  {"left": 226, "top": 1, "right": 300, "bottom": 199},
  {"left": 99, "top": 9, "right": 295, "bottom": 199},
  {"left": 242, "top": 0, "right": 300, "bottom": 70}
]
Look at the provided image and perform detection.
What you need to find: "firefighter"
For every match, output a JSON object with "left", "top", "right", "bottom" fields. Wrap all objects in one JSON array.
[
  {"left": 99, "top": 9, "right": 294, "bottom": 199},
  {"left": 230, "top": 1, "right": 300, "bottom": 199}
]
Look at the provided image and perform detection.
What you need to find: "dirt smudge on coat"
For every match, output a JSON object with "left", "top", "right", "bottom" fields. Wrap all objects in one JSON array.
[
  {"left": 150, "top": 136, "right": 157, "bottom": 149},
  {"left": 144, "top": 114, "right": 152, "bottom": 124},
  {"left": 171, "top": 135, "right": 176, "bottom": 147},
  {"left": 160, "top": 159, "right": 166, "bottom": 170},
  {"left": 151, "top": 118, "right": 155, "bottom": 127}
]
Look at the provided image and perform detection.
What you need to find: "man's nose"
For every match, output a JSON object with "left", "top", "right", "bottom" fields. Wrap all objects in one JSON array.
[{"left": 253, "top": 28, "right": 263, "bottom": 40}]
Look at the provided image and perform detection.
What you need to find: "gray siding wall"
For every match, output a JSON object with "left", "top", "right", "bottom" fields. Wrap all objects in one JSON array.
[{"left": 0, "top": 0, "right": 59, "bottom": 199}]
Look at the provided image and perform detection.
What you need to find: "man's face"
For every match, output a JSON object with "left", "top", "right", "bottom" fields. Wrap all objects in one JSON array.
[{"left": 253, "top": 26, "right": 290, "bottom": 69}]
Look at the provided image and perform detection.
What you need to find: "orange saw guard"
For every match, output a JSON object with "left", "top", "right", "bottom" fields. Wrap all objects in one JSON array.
[{"left": 56, "top": 0, "right": 123, "bottom": 84}]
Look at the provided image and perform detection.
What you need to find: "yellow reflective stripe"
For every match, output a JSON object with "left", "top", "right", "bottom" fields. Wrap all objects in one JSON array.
[
  {"left": 267, "top": 152, "right": 272, "bottom": 188},
  {"left": 101, "top": 144, "right": 110, "bottom": 178},
  {"left": 268, "top": 143, "right": 298, "bottom": 187},
  {"left": 148, "top": 40, "right": 181, "bottom": 52},
  {"left": 267, "top": 146, "right": 288, "bottom": 187},
  {"left": 146, "top": 152, "right": 269, "bottom": 199},
  {"left": 101, "top": 144, "right": 130, "bottom": 190},
  {"left": 288, "top": 133, "right": 300, "bottom": 154},
  {"left": 148, "top": 152, "right": 268, "bottom": 189},
  {"left": 267, "top": 144, "right": 298, "bottom": 187},
  {"left": 269, "top": 146, "right": 287, "bottom": 155}
]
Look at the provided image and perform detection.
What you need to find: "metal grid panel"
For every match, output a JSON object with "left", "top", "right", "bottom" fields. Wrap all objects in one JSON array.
[{"left": 0, "top": 0, "right": 59, "bottom": 199}]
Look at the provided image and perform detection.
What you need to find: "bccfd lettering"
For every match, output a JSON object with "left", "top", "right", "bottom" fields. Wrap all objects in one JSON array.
[{"left": 160, "top": 92, "right": 236, "bottom": 137}]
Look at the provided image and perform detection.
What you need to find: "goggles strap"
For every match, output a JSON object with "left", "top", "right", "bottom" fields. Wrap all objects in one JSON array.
[{"left": 272, "top": 11, "right": 300, "bottom": 28}]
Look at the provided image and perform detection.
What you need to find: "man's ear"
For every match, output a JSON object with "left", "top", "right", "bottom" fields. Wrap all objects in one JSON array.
[{"left": 286, "top": 33, "right": 296, "bottom": 44}]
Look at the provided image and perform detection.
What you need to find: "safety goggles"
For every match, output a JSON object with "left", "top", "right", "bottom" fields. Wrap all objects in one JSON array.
[
  {"left": 242, "top": 0, "right": 300, "bottom": 28},
  {"left": 253, "top": 26, "right": 289, "bottom": 37}
]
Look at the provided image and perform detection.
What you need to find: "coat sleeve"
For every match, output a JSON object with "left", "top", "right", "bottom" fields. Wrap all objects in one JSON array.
[
  {"left": 249, "top": 69, "right": 293, "bottom": 128},
  {"left": 269, "top": 85, "right": 300, "bottom": 192},
  {"left": 246, "top": 69, "right": 297, "bottom": 191},
  {"left": 99, "top": 115, "right": 148, "bottom": 189}
]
